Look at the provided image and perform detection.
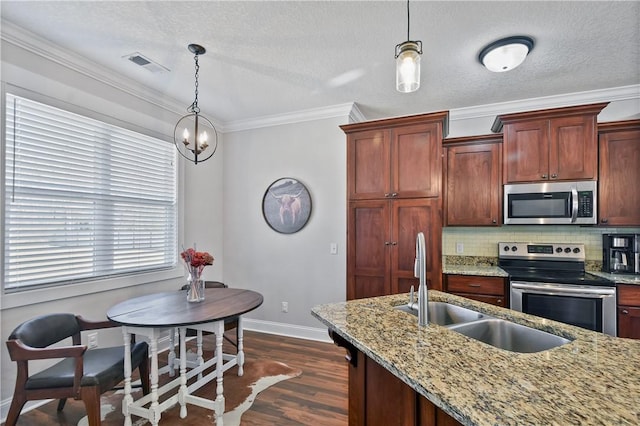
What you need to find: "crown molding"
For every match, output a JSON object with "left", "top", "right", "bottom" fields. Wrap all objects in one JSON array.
[
  {"left": 0, "top": 20, "right": 205, "bottom": 123},
  {"left": 223, "top": 102, "right": 363, "bottom": 133},
  {"left": 449, "top": 84, "right": 640, "bottom": 122}
]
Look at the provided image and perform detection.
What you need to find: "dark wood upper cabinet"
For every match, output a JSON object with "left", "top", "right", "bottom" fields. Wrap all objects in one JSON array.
[
  {"left": 347, "top": 129, "right": 391, "bottom": 200},
  {"left": 493, "top": 103, "right": 608, "bottom": 184},
  {"left": 598, "top": 120, "right": 640, "bottom": 227},
  {"left": 344, "top": 112, "right": 449, "bottom": 200},
  {"left": 342, "top": 112, "right": 449, "bottom": 300},
  {"left": 392, "top": 123, "right": 442, "bottom": 198},
  {"left": 443, "top": 135, "right": 502, "bottom": 226}
]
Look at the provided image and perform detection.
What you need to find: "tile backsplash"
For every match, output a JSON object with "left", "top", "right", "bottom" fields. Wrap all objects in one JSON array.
[{"left": 443, "top": 226, "right": 640, "bottom": 261}]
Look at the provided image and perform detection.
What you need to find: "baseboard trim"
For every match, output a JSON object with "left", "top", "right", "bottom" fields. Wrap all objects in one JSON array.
[{"left": 242, "top": 318, "right": 333, "bottom": 343}]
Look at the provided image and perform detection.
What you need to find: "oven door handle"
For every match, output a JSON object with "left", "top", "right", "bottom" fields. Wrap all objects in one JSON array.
[{"left": 511, "top": 282, "right": 616, "bottom": 297}]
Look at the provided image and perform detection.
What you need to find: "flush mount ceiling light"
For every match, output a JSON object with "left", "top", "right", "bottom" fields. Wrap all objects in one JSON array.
[
  {"left": 479, "top": 36, "right": 534, "bottom": 73},
  {"left": 394, "top": 0, "right": 422, "bottom": 93},
  {"left": 173, "top": 44, "right": 218, "bottom": 165}
]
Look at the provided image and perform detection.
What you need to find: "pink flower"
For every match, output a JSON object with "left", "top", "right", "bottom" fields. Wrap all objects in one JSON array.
[{"left": 181, "top": 248, "right": 214, "bottom": 270}]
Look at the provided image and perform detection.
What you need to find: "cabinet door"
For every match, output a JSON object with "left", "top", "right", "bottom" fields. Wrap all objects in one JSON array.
[
  {"left": 598, "top": 129, "right": 640, "bottom": 226},
  {"left": 365, "top": 356, "right": 416, "bottom": 426},
  {"left": 549, "top": 115, "right": 597, "bottom": 180},
  {"left": 347, "top": 201, "right": 391, "bottom": 300},
  {"left": 391, "top": 198, "right": 442, "bottom": 294},
  {"left": 348, "top": 129, "right": 391, "bottom": 199},
  {"left": 393, "top": 123, "right": 441, "bottom": 198},
  {"left": 503, "top": 119, "right": 549, "bottom": 183},
  {"left": 618, "top": 306, "right": 640, "bottom": 339},
  {"left": 445, "top": 142, "right": 501, "bottom": 225}
]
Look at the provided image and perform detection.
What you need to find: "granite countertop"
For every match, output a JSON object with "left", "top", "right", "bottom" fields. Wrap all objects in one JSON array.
[
  {"left": 590, "top": 271, "right": 640, "bottom": 285},
  {"left": 443, "top": 264, "right": 509, "bottom": 277},
  {"left": 311, "top": 291, "right": 640, "bottom": 425}
]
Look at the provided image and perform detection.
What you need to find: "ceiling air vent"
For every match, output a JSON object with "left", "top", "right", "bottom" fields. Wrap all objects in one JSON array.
[{"left": 123, "top": 52, "right": 169, "bottom": 73}]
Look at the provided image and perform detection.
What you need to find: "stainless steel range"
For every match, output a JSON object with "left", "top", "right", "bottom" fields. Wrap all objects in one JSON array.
[{"left": 499, "top": 242, "right": 616, "bottom": 336}]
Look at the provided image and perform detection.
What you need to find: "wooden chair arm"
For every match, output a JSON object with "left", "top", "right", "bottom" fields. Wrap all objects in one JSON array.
[
  {"left": 76, "top": 315, "right": 117, "bottom": 331},
  {"left": 6, "top": 339, "right": 87, "bottom": 361}
]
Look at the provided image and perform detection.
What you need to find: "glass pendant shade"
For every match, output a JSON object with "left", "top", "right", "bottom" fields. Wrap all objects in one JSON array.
[
  {"left": 479, "top": 36, "right": 534, "bottom": 72},
  {"left": 173, "top": 112, "right": 218, "bottom": 164},
  {"left": 396, "top": 41, "right": 421, "bottom": 93}
]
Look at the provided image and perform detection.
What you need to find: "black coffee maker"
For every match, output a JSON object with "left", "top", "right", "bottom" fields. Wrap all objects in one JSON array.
[{"left": 603, "top": 234, "right": 640, "bottom": 274}]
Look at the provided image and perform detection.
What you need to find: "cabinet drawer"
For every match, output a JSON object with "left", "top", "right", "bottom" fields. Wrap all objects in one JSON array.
[
  {"left": 446, "top": 275, "right": 505, "bottom": 296},
  {"left": 451, "top": 292, "right": 506, "bottom": 307},
  {"left": 618, "top": 284, "right": 640, "bottom": 306}
]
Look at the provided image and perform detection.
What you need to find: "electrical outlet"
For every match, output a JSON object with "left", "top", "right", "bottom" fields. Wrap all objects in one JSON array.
[
  {"left": 281, "top": 301, "right": 289, "bottom": 313},
  {"left": 456, "top": 242, "right": 464, "bottom": 254},
  {"left": 88, "top": 332, "right": 98, "bottom": 349}
]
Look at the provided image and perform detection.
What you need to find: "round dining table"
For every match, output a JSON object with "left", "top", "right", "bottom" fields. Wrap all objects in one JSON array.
[{"left": 107, "top": 288, "right": 263, "bottom": 426}]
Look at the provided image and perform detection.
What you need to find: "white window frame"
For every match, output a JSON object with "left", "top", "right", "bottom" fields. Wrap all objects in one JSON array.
[{"left": 1, "top": 84, "right": 184, "bottom": 310}]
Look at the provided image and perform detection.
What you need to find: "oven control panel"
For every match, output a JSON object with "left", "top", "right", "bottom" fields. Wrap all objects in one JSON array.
[{"left": 499, "top": 242, "right": 585, "bottom": 261}]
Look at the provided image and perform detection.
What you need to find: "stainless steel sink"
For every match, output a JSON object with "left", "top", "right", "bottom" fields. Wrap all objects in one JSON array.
[
  {"left": 448, "top": 318, "right": 572, "bottom": 353},
  {"left": 395, "top": 302, "right": 487, "bottom": 326}
]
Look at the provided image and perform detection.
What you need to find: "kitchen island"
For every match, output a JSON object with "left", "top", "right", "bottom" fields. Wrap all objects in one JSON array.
[{"left": 311, "top": 291, "right": 640, "bottom": 425}]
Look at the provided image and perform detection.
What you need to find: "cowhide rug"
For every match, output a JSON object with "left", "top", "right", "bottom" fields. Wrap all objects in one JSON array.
[{"left": 72, "top": 359, "right": 301, "bottom": 426}]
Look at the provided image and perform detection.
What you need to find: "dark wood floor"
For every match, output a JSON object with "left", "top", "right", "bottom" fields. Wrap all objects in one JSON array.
[{"left": 3, "top": 330, "right": 348, "bottom": 425}]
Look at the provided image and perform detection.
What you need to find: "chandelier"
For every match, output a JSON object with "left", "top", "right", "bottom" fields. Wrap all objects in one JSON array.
[{"left": 173, "top": 44, "right": 218, "bottom": 164}]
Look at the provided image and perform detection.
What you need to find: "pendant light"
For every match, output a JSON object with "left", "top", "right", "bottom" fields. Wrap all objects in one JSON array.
[
  {"left": 394, "top": 0, "right": 422, "bottom": 93},
  {"left": 174, "top": 44, "right": 218, "bottom": 164},
  {"left": 479, "top": 36, "right": 534, "bottom": 72}
]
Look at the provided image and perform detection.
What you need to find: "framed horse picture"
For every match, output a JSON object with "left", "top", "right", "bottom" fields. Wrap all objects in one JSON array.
[{"left": 262, "top": 178, "right": 312, "bottom": 234}]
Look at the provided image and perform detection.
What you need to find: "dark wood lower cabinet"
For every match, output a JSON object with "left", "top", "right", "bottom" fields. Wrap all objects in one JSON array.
[
  {"left": 618, "top": 306, "right": 640, "bottom": 339},
  {"left": 331, "top": 331, "right": 462, "bottom": 426},
  {"left": 445, "top": 274, "right": 508, "bottom": 307},
  {"left": 618, "top": 284, "right": 640, "bottom": 339}
]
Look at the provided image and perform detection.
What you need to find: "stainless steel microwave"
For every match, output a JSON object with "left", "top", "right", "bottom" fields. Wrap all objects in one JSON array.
[{"left": 504, "top": 181, "right": 597, "bottom": 225}]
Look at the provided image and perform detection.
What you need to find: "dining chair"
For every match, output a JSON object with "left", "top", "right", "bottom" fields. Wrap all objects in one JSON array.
[{"left": 5, "top": 313, "right": 150, "bottom": 426}]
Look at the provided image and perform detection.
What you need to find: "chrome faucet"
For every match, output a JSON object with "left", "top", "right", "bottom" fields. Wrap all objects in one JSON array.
[{"left": 414, "top": 232, "right": 428, "bottom": 326}]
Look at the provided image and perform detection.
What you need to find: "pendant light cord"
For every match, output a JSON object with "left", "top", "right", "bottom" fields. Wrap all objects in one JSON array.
[
  {"left": 406, "top": 0, "right": 410, "bottom": 41},
  {"left": 189, "top": 54, "right": 201, "bottom": 114}
]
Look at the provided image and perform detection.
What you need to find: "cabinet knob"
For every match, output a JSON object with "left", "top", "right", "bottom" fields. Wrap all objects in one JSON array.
[
  {"left": 391, "top": 241, "right": 398, "bottom": 246},
  {"left": 622, "top": 309, "right": 629, "bottom": 315},
  {"left": 497, "top": 299, "right": 503, "bottom": 304},
  {"left": 391, "top": 192, "right": 398, "bottom": 198},
  {"left": 541, "top": 174, "right": 548, "bottom": 179},
  {"left": 384, "top": 241, "right": 391, "bottom": 246},
  {"left": 384, "top": 193, "right": 391, "bottom": 198},
  {"left": 601, "top": 218, "right": 608, "bottom": 224},
  {"left": 492, "top": 219, "right": 497, "bottom": 224},
  {"left": 551, "top": 173, "right": 558, "bottom": 179}
]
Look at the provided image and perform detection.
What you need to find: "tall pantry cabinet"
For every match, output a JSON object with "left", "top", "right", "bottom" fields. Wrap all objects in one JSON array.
[{"left": 341, "top": 112, "right": 449, "bottom": 300}]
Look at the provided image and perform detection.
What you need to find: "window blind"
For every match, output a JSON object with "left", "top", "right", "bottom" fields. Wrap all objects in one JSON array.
[{"left": 4, "top": 93, "right": 178, "bottom": 291}]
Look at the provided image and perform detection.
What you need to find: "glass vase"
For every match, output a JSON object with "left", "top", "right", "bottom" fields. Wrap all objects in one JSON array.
[{"left": 186, "top": 272, "right": 205, "bottom": 302}]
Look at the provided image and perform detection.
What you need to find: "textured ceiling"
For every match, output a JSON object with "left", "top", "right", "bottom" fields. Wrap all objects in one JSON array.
[{"left": 1, "top": 1, "right": 639, "bottom": 125}]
